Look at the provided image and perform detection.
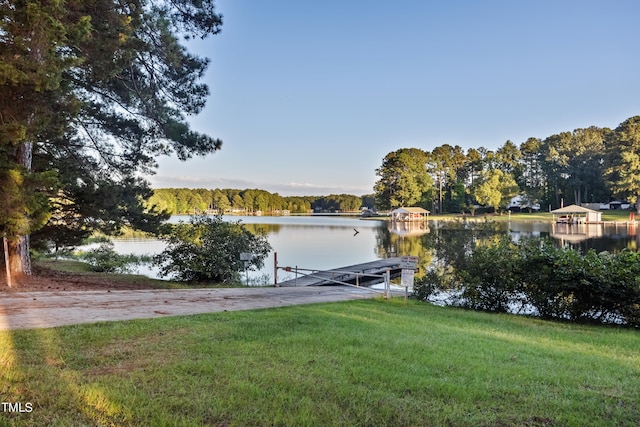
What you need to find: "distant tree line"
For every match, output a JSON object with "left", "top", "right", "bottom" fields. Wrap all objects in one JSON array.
[
  {"left": 374, "top": 116, "right": 640, "bottom": 214},
  {"left": 148, "top": 188, "right": 375, "bottom": 215}
]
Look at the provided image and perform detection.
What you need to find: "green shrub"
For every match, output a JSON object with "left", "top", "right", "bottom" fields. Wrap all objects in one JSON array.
[
  {"left": 457, "top": 237, "right": 523, "bottom": 312},
  {"left": 416, "top": 237, "right": 640, "bottom": 327},
  {"left": 79, "top": 241, "right": 143, "bottom": 273},
  {"left": 153, "top": 214, "right": 272, "bottom": 283}
]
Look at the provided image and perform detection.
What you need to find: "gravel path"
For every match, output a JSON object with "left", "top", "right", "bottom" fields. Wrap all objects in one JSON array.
[{"left": 0, "top": 286, "right": 383, "bottom": 330}]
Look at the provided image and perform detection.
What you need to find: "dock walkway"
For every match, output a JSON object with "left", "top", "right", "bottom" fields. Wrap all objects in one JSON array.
[{"left": 277, "top": 258, "right": 402, "bottom": 287}]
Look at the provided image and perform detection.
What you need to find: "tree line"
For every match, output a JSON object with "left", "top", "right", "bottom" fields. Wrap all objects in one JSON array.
[
  {"left": 148, "top": 188, "right": 372, "bottom": 215},
  {"left": 374, "top": 116, "right": 640, "bottom": 214}
]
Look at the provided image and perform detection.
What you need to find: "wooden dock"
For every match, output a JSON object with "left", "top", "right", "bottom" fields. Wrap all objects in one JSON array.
[{"left": 277, "top": 258, "right": 402, "bottom": 287}]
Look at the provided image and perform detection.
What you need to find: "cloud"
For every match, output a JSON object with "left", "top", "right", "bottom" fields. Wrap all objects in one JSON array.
[
  {"left": 146, "top": 175, "right": 372, "bottom": 196},
  {"left": 146, "top": 175, "right": 256, "bottom": 189},
  {"left": 274, "top": 182, "right": 372, "bottom": 196}
]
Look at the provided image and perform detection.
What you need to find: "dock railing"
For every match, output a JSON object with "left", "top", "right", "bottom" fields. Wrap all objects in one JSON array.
[{"left": 277, "top": 265, "right": 393, "bottom": 298}]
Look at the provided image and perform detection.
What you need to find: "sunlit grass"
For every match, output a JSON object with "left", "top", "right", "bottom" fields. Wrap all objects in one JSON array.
[
  {"left": 429, "top": 209, "right": 637, "bottom": 223},
  {"left": 428, "top": 211, "right": 549, "bottom": 222},
  {"left": 1, "top": 299, "right": 638, "bottom": 426}
]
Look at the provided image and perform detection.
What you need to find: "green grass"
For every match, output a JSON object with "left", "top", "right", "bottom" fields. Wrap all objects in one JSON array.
[
  {"left": 1, "top": 299, "right": 638, "bottom": 426},
  {"left": 31, "top": 259, "right": 230, "bottom": 289},
  {"left": 601, "top": 209, "right": 638, "bottom": 222},
  {"left": 428, "top": 209, "right": 637, "bottom": 223},
  {"left": 428, "top": 211, "right": 551, "bottom": 222},
  {"left": 34, "top": 259, "right": 98, "bottom": 274}
]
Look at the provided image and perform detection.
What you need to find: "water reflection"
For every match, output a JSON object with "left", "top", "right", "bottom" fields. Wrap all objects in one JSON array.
[
  {"left": 543, "top": 221, "right": 638, "bottom": 253},
  {"left": 375, "top": 223, "right": 433, "bottom": 270},
  {"left": 388, "top": 221, "right": 430, "bottom": 237},
  {"left": 416, "top": 220, "right": 508, "bottom": 272},
  {"left": 111, "top": 216, "right": 640, "bottom": 282},
  {"left": 551, "top": 223, "right": 603, "bottom": 244}
]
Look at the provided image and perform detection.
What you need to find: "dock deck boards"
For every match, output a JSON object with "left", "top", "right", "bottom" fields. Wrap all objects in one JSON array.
[{"left": 277, "top": 258, "right": 402, "bottom": 287}]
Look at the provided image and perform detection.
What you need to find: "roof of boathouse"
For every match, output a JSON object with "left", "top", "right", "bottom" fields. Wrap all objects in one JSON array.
[
  {"left": 391, "top": 207, "right": 430, "bottom": 214},
  {"left": 550, "top": 204, "right": 598, "bottom": 214}
]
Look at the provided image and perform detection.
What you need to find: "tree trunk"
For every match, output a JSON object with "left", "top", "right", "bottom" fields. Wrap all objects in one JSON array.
[
  {"left": 7, "top": 140, "right": 34, "bottom": 277},
  {"left": 7, "top": 236, "right": 31, "bottom": 277},
  {"left": 438, "top": 173, "right": 443, "bottom": 213}
]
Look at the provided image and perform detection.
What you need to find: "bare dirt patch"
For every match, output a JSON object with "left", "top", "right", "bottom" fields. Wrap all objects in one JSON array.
[{"left": 0, "top": 266, "right": 164, "bottom": 293}]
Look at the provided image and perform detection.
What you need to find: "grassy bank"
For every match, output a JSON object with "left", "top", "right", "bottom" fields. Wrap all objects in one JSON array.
[
  {"left": 1, "top": 299, "right": 638, "bottom": 426},
  {"left": 427, "top": 209, "right": 637, "bottom": 223},
  {"left": 31, "top": 259, "right": 228, "bottom": 290}
]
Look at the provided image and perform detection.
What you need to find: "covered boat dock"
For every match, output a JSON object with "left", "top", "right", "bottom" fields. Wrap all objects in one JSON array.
[
  {"left": 551, "top": 204, "right": 602, "bottom": 223},
  {"left": 390, "top": 207, "right": 430, "bottom": 222}
]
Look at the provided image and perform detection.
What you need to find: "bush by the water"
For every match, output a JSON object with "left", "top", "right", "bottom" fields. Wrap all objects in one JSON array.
[
  {"left": 79, "top": 241, "right": 147, "bottom": 274},
  {"left": 153, "top": 214, "right": 272, "bottom": 283},
  {"left": 415, "top": 237, "right": 640, "bottom": 327}
]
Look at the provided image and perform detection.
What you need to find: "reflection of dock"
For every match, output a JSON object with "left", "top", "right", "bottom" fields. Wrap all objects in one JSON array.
[
  {"left": 388, "top": 221, "right": 429, "bottom": 237},
  {"left": 277, "top": 258, "right": 401, "bottom": 287},
  {"left": 551, "top": 223, "right": 603, "bottom": 243}
]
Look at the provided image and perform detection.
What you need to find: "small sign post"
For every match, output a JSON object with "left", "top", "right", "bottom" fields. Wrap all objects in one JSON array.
[
  {"left": 400, "top": 256, "right": 419, "bottom": 304},
  {"left": 400, "top": 256, "right": 418, "bottom": 270},
  {"left": 401, "top": 268, "right": 415, "bottom": 287},
  {"left": 240, "top": 252, "right": 253, "bottom": 286}
]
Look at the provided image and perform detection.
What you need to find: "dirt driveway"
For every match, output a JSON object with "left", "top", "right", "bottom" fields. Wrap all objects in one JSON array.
[{"left": 0, "top": 286, "right": 383, "bottom": 330}]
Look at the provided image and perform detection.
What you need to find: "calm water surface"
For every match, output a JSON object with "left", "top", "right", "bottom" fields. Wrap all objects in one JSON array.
[{"left": 112, "top": 215, "right": 640, "bottom": 282}]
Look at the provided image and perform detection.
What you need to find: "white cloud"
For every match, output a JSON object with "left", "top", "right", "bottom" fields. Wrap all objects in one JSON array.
[{"left": 146, "top": 174, "right": 371, "bottom": 196}]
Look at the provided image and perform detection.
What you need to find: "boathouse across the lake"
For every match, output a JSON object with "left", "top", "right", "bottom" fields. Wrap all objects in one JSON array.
[{"left": 390, "top": 207, "right": 430, "bottom": 222}]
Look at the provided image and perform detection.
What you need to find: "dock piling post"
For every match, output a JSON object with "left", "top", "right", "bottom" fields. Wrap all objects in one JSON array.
[
  {"left": 385, "top": 268, "right": 390, "bottom": 299},
  {"left": 274, "top": 252, "right": 278, "bottom": 286}
]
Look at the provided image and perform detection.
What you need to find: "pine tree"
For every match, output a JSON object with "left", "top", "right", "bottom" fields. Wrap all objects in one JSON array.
[{"left": 1, "top": 0, "right": 223, "bottom": 278}]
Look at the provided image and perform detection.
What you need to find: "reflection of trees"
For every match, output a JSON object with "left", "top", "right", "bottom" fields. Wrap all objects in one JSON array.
[
  {"left": 375, "top": 224, "right": 433, "bottom": 275},
  {"left": 569, "top": 236, "right": 635, "bottom": 254},
  {"left": 242, "top": 223, "right": 282, "bottom": 235},
  {"left": 417, "top": 220, "right": 640, "bottom": 274},
  {"left": 420, "top": 220, "right": 508, "bottom": 271},
  {"left": 375, "top": 220, "right": 511, "bottom": 275}
]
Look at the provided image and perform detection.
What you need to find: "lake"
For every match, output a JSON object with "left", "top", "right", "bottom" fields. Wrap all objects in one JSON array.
[{"left": 110, "top": 215, "right": 640, "bottom": 283}]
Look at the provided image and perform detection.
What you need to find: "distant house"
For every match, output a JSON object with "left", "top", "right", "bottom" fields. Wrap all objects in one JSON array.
[
  {"left": 361, "top": 208, "right": 377, "bottom": 217},
  {"left": 391, "top": 207, "right": 430, "bottom": 222},
  {"left": 506, "top": 195, "right": 540, "bottom": 212},
  {"left": 584, "top": 201, "right": 631, "bottom": 210},
  {"left": 608, "top": 201, "right": 631, "bottom": 210}
]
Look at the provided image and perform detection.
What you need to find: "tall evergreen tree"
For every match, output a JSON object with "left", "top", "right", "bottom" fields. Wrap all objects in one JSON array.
[
  {"left": 519, "top": 137, "right": 545, "bottom": 206},
  {"left": 1, "top": 1, "right": 90, "bottom": 274},
  {"left": 606, "top": 116, "right": 640, "bottom": 214},
  {"left": 1, "top": 0, "right": 223, "bottom": 278},
  {"left": 569, "top": 127, "right": 609, "bottom": 205}
]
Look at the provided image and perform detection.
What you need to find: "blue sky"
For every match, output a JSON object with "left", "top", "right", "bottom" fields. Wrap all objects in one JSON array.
[{"left": 146, "top": 0, "right": 640, "bottom": 196}]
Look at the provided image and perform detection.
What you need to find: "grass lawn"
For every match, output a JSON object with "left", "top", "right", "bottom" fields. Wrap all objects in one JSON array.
[
  {"left": 428, "top": 209, "right": 637, "bottom": 223},
  {"left": 1, "top": 299, "right": 638, "bottom": 426}
]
